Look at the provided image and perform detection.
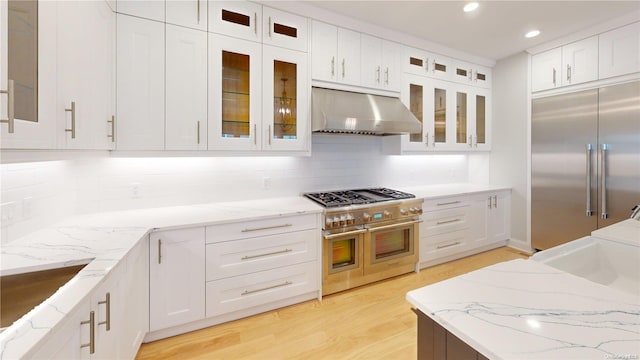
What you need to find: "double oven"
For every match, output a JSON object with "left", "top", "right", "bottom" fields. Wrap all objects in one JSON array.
[{"left": 305, "top": 188, "right": 423, "bottom": 295}]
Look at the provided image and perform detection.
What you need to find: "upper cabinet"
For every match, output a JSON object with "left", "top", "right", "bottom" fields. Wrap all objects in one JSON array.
[
  {"left": 360, "top": 35, "right": 401, "bottom": 92},
  {"left": 561, "top": 36, "right": 598, "bottom": 86},
  {"left": 262, "top": 6, "right": 308, "bottom": 52},
  {"left": 403, "top": 46, "right": 452, "bottom": 81},
  {"left": 531, "top": 47, "right": 561, "bottom": 92},
  {"left": 57, "top": 1, "right": 116, "bottom": 150},
  {"left": 311, "top": 21, "right": 361, "bottom": 85},
  {"left": 452, "top": 60, "right": 492, "bottom": 89},
  {"left": 599, "top": 22, "right": 640, "bottom": 79},
  {"left": 166, "top": 0, "right": 207, "bottom": 31}
]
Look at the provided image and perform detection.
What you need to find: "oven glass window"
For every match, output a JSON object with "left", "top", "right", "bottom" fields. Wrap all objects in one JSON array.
[
  {"left": 332, "top": 239, "right": 356, "bottom": 269},
  {"left": 374, "top": 228, "right": 411, "bottom": 260}
]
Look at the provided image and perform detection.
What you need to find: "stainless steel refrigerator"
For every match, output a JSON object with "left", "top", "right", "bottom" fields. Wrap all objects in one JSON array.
[{"left": 532, "top": 81, "right": 640, "bottom": 250}]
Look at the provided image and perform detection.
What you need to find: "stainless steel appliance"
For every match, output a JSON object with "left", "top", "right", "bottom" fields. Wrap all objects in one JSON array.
[
  {"left": 532, "top": 81, "right": 640, "bottom": 250},
  {"left": 304, "top": 188, "right": 423, "bottom": 295}
]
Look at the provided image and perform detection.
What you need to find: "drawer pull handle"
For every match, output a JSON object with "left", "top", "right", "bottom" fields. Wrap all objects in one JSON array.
[
  {"left": 242, "top": 281, "right": 292, "bottom": 296},
  {"left": 436, "top": 201, "right": 461, "bottom": 206},
  {"left": 241, "top": 223, "right": 292, "bottom": 232},
  {"left": 436, "top": 219, "right": 460, "bottom": 225},
  {"left": 437, "top": 241, "right": 460, "bottom": 249},
  {"left": 241, "top": 248, "right": 292, "bottom": 260}
]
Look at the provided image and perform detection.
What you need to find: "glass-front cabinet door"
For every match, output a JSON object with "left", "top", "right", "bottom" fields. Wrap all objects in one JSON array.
[
  {"left": 401, "top": 73, "right": 432, "bottom": 151},
  {"left": 453, "top": 84, "right": 491, "bottom": 151},
  {"left": 455, "top": 88, "right": 470, "bottom": 148},
  {"left": 471, "top": 87, "right": 491, "bottom": 150},
  {"left": 208, "top": 33, "right": 262, "bottom": 150},
  {"left": 262, "top": 45, "right": 307, "bottom": 151}
]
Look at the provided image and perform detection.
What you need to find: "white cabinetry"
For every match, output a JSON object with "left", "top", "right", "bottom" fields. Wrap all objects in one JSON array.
[
  {"left": 165, "top": 24, "right": 207, "bottom": 150},
  {"left": 117, "top": 0, "right": 165, "bottom": 22},
  {"left": 166, "top": 0, "right": 207, "bottom": 31},
  {"left": 262, "top": 6, "right": 308, "bottom": 52},
  {"left": 209, "top": 1, "right": 262, "bottom": 41},
  {"left": 403, "top": 46, "right": 451, "bottom": 80},
  {"left": 361, "top": 35, "right": 401, "bottom": 91},
  {"left": 119, "top": 238, "right": 148, "bottom": 360},
  {"left": 561, "top": 36, "right": 598, "bottom": 86},
  {"left": 452, "top": 84, "right": 491, "bottom": 151},
  {"left": 419, "top": 191, "right": 510, "bottom": 268},
  {"left": 30, "top": 299, "right": 92, "bottom": 359},
  {"left": 599, "top": 22, "right": 640, "bottom": 79},
  {"left": 149, "top": 227, "right": 205, "bottom": 332},
  {"left": 57, "top": 1, "right": 115, "bottom": 150},
  {"left": 531, "top": 48, "right": 562, "bottom": 92},
  {"left": 204, "top": 214, "right": 319, "bottom": 319},
  {"left": 311, "top": 21, "right": 361, "bottom": 85},
  {"left": 452, "top": 60, "right": 492, "bottom": 89},
  {"left": 116, "top": 14, "right": 165, "bottom": 150}
]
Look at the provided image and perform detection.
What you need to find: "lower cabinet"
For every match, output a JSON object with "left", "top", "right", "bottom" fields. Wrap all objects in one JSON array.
[
  {"left": 414, "top": 308, "right": 489, "bottom": 360},
  {"left": 420, "top": 191, "right": 511, "bottom": 268},
  {"left": 149, "top": 227, "right": 205, "bottom": 332}
]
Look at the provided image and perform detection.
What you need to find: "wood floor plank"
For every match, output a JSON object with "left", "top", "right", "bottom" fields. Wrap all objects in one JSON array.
[{"left": 136, "top": 247, "right": 527, "bottom": 359}]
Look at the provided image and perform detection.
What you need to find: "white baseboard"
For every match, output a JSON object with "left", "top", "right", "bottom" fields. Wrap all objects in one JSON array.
[{"left": 507, "top": 238, "right": 534, "bottom": 254}]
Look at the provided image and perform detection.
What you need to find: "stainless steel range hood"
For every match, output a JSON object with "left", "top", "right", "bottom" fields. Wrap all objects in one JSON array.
[{"left": 311, "top": 87, "right": 422, "bottom": 135}]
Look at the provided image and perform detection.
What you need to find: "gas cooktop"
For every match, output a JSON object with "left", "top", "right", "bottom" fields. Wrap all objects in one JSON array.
[{"left": 304, "top": 188, "right": 415, "bottom": 208}]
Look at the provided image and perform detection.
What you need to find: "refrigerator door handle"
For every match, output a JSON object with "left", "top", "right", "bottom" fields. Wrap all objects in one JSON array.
[
  {"left": 601, "top": 144, "right": 609, "bottom": 219},
  {"left": 586, "top": 144, "right": 593, "bottom": 216}
]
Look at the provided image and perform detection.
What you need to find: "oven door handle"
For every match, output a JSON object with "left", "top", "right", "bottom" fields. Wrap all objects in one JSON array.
[
  {"left": 365, "top": 219, "right": 422, "bottom": 231},
  {"left": 323, "top": 229, "right": 367, "bottom": 240}
]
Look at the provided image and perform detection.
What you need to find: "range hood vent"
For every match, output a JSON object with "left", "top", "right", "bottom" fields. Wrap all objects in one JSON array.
[{"left": 311, "top": 87, "right": 422, "bottom": 136}]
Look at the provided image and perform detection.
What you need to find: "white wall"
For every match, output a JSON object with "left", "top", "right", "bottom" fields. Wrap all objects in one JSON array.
[
  {"left": 491, "top": 51, "right": 530, "bottom": 250},
  {"left": 1, "top": 135, "right": 475, "bottom": 244}
]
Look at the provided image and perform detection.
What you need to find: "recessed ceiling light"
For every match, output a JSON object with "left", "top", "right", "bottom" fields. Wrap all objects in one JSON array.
[
  {"left": 525, "top": 30, "right": 541, "bottom": 38},
  {"left": 463, "top": 2, "right": 479, "bottom": 12}
]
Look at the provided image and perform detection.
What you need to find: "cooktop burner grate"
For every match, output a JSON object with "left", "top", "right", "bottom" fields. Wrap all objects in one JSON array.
[{"left": 304, "top": 188, "right": 415, "bottom": 208}]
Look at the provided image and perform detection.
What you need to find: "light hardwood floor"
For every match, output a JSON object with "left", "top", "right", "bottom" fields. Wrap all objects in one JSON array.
[{"left": 136, "top": 247, "right": 528, "bottom": 360}]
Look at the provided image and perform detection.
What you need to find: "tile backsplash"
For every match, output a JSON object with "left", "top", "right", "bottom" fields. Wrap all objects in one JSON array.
[{"left": 1, "top": 135, "right": 484, "bottom": 244}]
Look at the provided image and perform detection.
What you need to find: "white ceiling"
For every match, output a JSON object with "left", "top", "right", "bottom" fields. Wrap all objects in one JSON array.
[{"left": 305, "top": 1, "right": 640, "bottom": 61}]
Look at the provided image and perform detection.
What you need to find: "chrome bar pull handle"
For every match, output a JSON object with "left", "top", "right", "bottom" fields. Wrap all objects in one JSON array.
[
  {"left": 585, "top": 144, "right": 593, "bottom": 216},
  {"left": 425, "top": 58, "right": 429, "bottom": 72},
  {"left": 601, "top": 144, "right": 609, "bottom": 219},
  {"left": 80, "top": 311, "right": 95, "bottom": 354},
  {"left": 242, "top": 223, "right": 292, "bottom": 233},
  {"left": 196, "top": 121, "right": 201, "bottom": 144},
  {"left": 436, "top": 218, "right": 460, "bottom": 225},
  {"left": 107, "top": 115, "right": 115, "bottom": 142},
  {"left": 342, "top": 58, "right": 345, "bottom": 78},
  {"left": 268, "top": 17, "right": 272, "bottom": 37},
  {"left": 488, "top": 196, "right": 492, "bottom": 209},
  {"left": 242, "top": 281, "right": 292, "bottom": 296},
  {"left": 468, "top": 68, "right": 472, "bottom": 81},
  {"left": 376, "top": 66, "right": 381, "bottom": 84},
  {"left": 158, "top": 239, "right": 162, "bottom": 264},
  {"left": 65, "top": 101, "right": 76, "bottom": 139},
  {"left": 197, "top": 0, "right": 200, "bottom": 23},
  {"left": 425, "top": 132, "right": 429, "bottom": 147},
  {"left": 331, "top": 56, "right": 335, "bottom": 77},
  {"left": 493, "top": 195, "right": 498, "bottom": 208},
  {"left": 468, "top": 135, "right": 473, "bottom": 147},
  {"left": 98, "top": 292, "right": 111, "bottom": 331},
  {"left": 384, "top": 67, "right": 389, "bottom": 85},
  {"left": 241, "top": 248, "right": 292, "bottom": 260},
  {"left": 0, "top": 79, "right": 15, "bottom": 133},
  {"left": 567, "top": 64, "right": 571, "bottom": 82},
  {"left": 268, "top": 124, "right": 272, "bottom": 145},
  {"left": 253, "top": 124, "right": 257, "bottom": 145},
  {"left": 552, "top": 68, "right": 556, "bottom": 87}
]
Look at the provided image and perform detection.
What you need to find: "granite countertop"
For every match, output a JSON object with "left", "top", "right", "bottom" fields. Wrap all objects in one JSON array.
[{"left": 407, "top": 223, "right": 640, "bottom": 360}]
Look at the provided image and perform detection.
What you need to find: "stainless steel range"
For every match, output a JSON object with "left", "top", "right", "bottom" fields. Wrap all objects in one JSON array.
[{"left": 304, "top": 188, "right": 423, "bottom": 295}]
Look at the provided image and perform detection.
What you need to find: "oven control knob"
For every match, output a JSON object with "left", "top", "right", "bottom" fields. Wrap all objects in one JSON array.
[
  {"left": 325, "top": 218, "right": 333, "bottom": 228},
  {"left": 333, "top": 217, "right": 341, "bottom": 227},
  {"left": 346, "top": 214, "right": 355, "bottom": 225},
  {"left": 416, "top": 207, "right": 423, "bottom": 215},
  {"left": 363, "top": 213, "right": 371, "bottom": 222},
  {"left": 339, "top": 215, "right": 347, "bottom": 226},
  {"left": 409, "top": 207, "right": 418, "bottom": 214},
  {"left": 400, "top": 208, "right": 408, "bottom": 216},
  {"left": 383, "top": 210, "right": 392, "bottom": 219}
]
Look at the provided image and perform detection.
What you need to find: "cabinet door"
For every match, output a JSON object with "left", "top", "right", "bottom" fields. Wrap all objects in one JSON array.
[
  {"left": 453, "top": 85, "right": 472, "bottom": 150},
  {"left": 209, "top": 1, "right": 261, "bottom": 42},
  {"left": 310, "top": 20, "right": 337, "bottom": 82},
  {"left": 453, "top": 60, "right": 474, "bottom": 84},
  {"left": 1, "top": 1, "right": 56, "bottom": 149},
  {"left": 431, "top": 79, "right": 454, "bottom": 149},
  {"left": 469, "top": 194, "right": 490, "bottom": 246},
  {"left": 30, "top": 300, "right": 92, "bottom": 359},
  {"left": 471, "top": 87, "right": 491, "bottom": 151},
  {"left": 360, "top": 34, "right": 382, "bottom": 89},
  {"left": 473, "top": 65, "right": 491, "bottom": 89},
  {"left": 403, "top": 46, "right": 430, "bottom": 76},
  {"left": 489, "top": 191, "right": 510, "bottom": 242},
  {"left": 599, "top": 22, "right": 640, "bottom": 79},
  {"left": 165, "top": 25, "right": 207, "bottom": 150},
  {"left": 401, "top": 73, "right": 432, "bottom": 151},
  {"left": 116, "top": 14, "right": 165, "bottom": 150},
  {"left": 262, "top": 6, "right": 308, "bottom": 52},
  {"left": 149, "top": 227, "right": 205, "bottom": 332},
  {"left": 166, "top": 0, "right": 207, "bottom": 31},
  {"left": 57, "top": 1, "right": 115, "bottom": 150},
  {"left": 531, "top": 47, "right": 561, "bottom": 92},
  {"left": 381, "top": 40, "right": 401, "bottom": 92},
  {"left": 428, "top": 53, "right": 452, "bottom": 81},
  {"left": 119, "top": 238, "right": 148, "bottom": 360},
  {"left": 337, "top": 27, "right": 361, "bottom": 85},
  {"left": 117, "top": 0, "right": 164, "bottom": 22},
  {"left": 262, "top": 45, "right": 309, "bottom": 151},
  {"left": 208, "top": 33, "right": 262, "bottom": 151},
  {"left": 92, "top": 264, "right": 123, "bottom": 360},
  {"left": 562, "top": 36, "right": 598, "bottom": 86}
]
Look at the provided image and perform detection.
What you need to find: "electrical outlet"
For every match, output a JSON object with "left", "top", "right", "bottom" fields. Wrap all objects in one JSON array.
[
  {"left": 262, "top": 177, "right": 271, "bottom": 190},
  {"left": 130, "top": 182, "right": 141, "bottom": 199}
]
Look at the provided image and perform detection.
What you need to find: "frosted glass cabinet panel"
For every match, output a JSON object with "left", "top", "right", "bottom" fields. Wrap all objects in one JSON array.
[
  {"left": 434, "top": 86, "right": 447, "bottom": 145},
  {"left": 456, "top": 91, "right": 468, "bottom": 146}
]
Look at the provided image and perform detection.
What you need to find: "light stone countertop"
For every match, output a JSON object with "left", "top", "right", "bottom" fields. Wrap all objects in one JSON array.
[{"left": 407, "top": 220, "right": 640, "bottom": 360}]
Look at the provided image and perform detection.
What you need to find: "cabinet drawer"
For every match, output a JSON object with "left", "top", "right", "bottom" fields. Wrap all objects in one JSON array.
[
  {"left": 206, "top": 214, "right": 318, "bottom": 243},
  {"left": 422, "top": 229, "right": 470, "bottom": 261},
  {"left": 422, "top": 207, "right": 471, "bottom": 236},
  {"left": 206, "top": 229, "right": 318, "bottom": 281},
  {"left": 206, "top": 261, "right": 317, "bottom": 317},
  {"left": 423, "top": 197, "right": 470, "bottom": 212}
]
